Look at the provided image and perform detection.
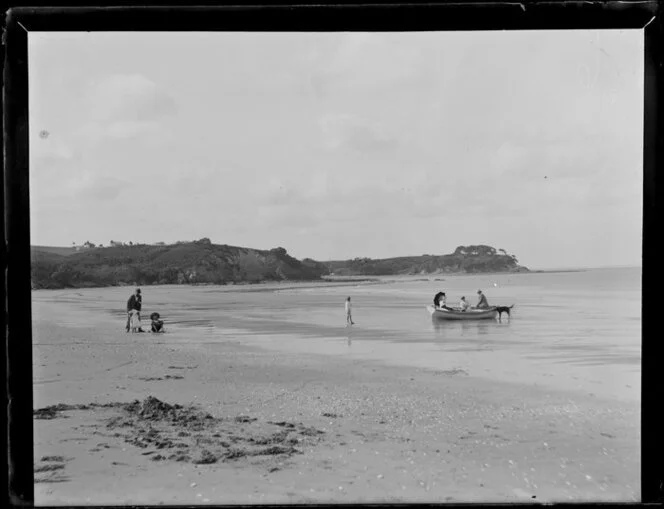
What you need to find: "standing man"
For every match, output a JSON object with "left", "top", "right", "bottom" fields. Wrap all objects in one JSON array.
[
  {"left": 345, "top": 297, "right": 355, "bottom": 326},
  {"left": 476, "top": 290, "right": 490, "bottom": 309},
  {"left": 126, "top": 288, "right": 143, "bottom": 332}
]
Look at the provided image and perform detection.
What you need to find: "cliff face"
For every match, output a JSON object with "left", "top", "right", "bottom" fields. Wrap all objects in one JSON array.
[
  {"left": 30, "top": 241, "right": 330, "bottom": 289},
  {"left": 326, "top": 245, "right": 528, "bottom": 276}
]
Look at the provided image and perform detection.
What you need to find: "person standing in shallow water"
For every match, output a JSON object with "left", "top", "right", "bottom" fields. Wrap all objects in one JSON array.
[
  {"left": 345, "top": 297, "right": 355, "bottom": 326},
  {"left": 126, "top": 288, "right": 144, "bottom": 332}
]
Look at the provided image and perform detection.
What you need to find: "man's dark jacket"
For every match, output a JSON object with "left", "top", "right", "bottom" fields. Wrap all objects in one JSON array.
[{"left": 127, "top": 294, "right": 142, "bottom": 312}]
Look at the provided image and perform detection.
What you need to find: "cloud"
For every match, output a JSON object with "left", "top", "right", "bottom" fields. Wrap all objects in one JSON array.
[
  {"left": 78, "top": 176, "right": 127, "bottom": 201},
  {"left": 104, "top": 120, "right": 166, "bottom": 140},
  {"left": 307, "top": 33, "right": 436, "bottom": 99},
  {"left": 319, "top": 113, "right": 398, "bottom": 153},
  {"left": 75, "top": 74, "right": 177, "bottom": 145},
  {"left": 87, "top": 73, "right": 177, "bottom": 122}
]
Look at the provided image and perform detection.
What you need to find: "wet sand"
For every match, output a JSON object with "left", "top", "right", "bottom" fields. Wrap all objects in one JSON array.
[{"left": 32, "top": 285, "right": 640, "bottom": 504}]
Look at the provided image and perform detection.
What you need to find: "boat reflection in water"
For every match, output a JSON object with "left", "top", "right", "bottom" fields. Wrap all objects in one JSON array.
[{"left": 432, "top": 317, "right": 497, "bottom": 335}]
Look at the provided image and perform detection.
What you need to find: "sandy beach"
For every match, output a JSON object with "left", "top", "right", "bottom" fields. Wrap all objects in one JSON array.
[{"left": 32, "top": 279, "right": 640, "bottom": 504}]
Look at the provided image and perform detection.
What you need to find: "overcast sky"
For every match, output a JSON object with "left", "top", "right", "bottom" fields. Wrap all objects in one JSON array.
[{"left": 29, "top": 30, "right": 643, "bottom": 269}]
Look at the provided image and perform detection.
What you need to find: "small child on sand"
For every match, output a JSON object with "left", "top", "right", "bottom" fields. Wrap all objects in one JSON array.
[
  {"left": 150, "top": 312, "right": 165, "bottom": 333},
  {"left": 128, "top": 309, "right": 145, "bottom": 333},
  {"left": 345, "top": 297, "right": 354, "bottom": 326}
]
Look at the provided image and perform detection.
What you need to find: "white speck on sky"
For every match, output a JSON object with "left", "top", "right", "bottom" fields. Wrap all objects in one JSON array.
[{"left": 29, "top": 30, "right": 643, "bottom": 269}]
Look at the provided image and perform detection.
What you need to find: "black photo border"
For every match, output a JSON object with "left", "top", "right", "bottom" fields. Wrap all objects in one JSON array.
[{"left": 4, "top": 1, "right": 662, "bottom": 506}]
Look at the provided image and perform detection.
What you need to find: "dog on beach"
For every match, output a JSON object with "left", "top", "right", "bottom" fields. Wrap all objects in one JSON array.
[{"left": 495, "top": 305, "right": 514, "bottom": 322}]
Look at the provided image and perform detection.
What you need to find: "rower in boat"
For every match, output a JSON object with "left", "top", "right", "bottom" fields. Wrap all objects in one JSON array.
[
  {"left": 459, "top": 296, "right": 471, "bottom": 312},
  {"left": 476, "top": 290, "right": 490, "bottom": 309}
]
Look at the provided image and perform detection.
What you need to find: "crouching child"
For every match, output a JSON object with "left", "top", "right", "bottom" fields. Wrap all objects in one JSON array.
[{"left": 150, "top": 312, "right": 165, "bottom": 333}]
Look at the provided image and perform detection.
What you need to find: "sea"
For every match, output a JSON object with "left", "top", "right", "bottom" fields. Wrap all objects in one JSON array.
[{"left": 156, "top": 266, "right": 642, "bottom": 403}]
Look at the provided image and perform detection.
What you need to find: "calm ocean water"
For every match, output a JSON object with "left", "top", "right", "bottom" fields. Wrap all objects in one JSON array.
[
  {"left": 154, "top": 266, "right": 641, "bottom": 402},
  {"left": 177, "top": 267, "right": 640, "bottom": 352}
]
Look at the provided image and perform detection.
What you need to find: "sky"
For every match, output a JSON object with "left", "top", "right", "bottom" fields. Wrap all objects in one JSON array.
[{"left": 28, "top": 30, "right": 643, "bottom": 270}]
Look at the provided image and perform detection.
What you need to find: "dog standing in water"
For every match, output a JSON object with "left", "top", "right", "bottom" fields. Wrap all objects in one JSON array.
[
  {"left": 495, "top": 305, "right": 514, "bottom": 322},
  {"left": 345, "top": 297, "right": 355, "bottom": 326}
]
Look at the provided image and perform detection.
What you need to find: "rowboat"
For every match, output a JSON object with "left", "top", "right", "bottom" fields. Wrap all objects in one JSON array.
[{"left": 426, "top": 305, "right": 498, "bottom": 321}]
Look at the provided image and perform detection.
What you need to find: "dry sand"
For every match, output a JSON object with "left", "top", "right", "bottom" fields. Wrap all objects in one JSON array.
[{"left": 32, "top": 288, "right": 639, "bottom": 504}]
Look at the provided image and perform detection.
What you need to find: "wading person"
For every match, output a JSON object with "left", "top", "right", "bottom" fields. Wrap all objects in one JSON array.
[
  {"left": 126, "top": 288, "right": 144, "bottom": 332},
  {"left": 345, "top": 297, "right": 355, "bottom": 326}
]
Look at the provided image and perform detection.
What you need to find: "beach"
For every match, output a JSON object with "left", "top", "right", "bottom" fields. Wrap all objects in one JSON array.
[{"left": 32, "top": 268, "right": 641, "bottom": 504}]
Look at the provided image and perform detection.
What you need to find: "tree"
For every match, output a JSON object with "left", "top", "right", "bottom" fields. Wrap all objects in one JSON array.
[
  {"left": 270, "top": 247, "right": 288, "bottom": 257},
  {"left": 51, "top": 265, "right": 77, "bottom": 287}
]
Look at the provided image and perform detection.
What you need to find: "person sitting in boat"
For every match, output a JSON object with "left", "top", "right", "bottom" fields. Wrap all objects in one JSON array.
[
  {"left": 150, "top": 312, "right": 165, "bottom": 333},
  {"left": 476, "top": 290, "right": 490, "bottom": 309},
  {"left": 438, "top": 292, "right": 453, "bottom": 310},
  {"left": 459, "top": 296, "right": 471, "bottom": 312},
  {"left": 433, "top": 291, "right": 451, "bottom": 310}
]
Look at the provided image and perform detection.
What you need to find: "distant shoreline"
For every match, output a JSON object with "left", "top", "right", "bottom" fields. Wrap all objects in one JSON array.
[
  {"left": 530, "top": 269, "right": 587, "bottom": 274},
  {"left": 30, "top": 266, "right": 641, "bottom": 293},
  {"left": 530, "top": 265, "right": 641, "bottom": 273},
  {"left": 31, "top": 267, "right": 643, "bottom": 293}
]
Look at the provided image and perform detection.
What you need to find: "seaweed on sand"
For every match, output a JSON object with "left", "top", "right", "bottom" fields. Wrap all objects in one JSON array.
[
  {"left": 34, "top": 464, "right": 65, "bottom": 473},
  {"left": 34, "top": 403, "right": 92, "bottom": 420},
  {"left": 34, "top": 396, "right": 325, "bottom": 468}
]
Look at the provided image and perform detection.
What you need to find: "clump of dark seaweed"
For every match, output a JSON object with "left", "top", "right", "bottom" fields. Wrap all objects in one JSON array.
[
  {"left": 33, "top": 403, "right": 92, "bottom": 420},
  {"left": 122, "top": 396, "right": 214, "bottom": 425},
  {"left": 35, "top": 396, "right": 324, "bottom": 469}
]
